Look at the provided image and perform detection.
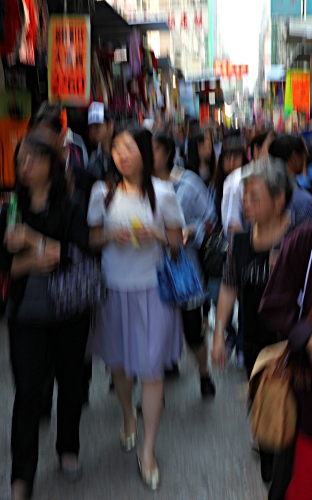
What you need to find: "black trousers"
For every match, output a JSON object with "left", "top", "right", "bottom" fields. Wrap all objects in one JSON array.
[
  {"left": 9, "top": 314, "right": 90, "bottom": 496},
  {"left": 268, "top": 443, "right": 296, "bottom": 500},
  {"left": 182, "top": 307, "right": 204, "bottom": 349}
]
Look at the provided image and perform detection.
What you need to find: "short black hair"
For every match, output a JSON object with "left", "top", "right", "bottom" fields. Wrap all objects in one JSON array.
[
  {"left": 250, "top": 132, "right": 273, "bottom": 160},
  {"left": 30, "top": 101, "right": 63, "bottom": 135},
  {"left": 269, "top": 135, "right": 307, "bottom": 163}
]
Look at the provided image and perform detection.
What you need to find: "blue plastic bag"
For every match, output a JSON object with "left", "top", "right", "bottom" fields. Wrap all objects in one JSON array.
[{"left": 157, "top": 242, "right": 203, "bottom": 306}]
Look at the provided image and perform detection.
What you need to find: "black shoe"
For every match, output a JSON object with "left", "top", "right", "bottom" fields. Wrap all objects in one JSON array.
[{"left": 200, "top": 374, "right": 216, "bottom": 398}]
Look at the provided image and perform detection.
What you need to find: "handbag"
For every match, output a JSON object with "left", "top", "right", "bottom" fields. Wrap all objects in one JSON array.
[
  {"left": 157, "top": 241, "right": 203, "bottom": 306},
  {"left": 198, "top": 227, "right": 229, "bottom": 279},
  {"left": 249, "top": 343, "right": 297, "bottom": 452},
  {"left": 47, "top": 245, "right": 106, "bottom": 319}
]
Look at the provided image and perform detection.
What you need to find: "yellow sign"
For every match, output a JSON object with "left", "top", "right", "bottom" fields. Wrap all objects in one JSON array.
[{"left": 48, "top": 15, "right": 90, "bottom": 106}]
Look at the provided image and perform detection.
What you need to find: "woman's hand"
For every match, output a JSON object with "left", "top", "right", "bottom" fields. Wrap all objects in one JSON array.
[
  {"left": 4, "top": 224, "right": 27, "bottom": 253},
  {"left": 134, "top": 227, "right": 155, "bottom": 246},
  {"left": 211, "top": 334, "right": 226, "bottom": 369},
  {"left": 113, "top": 228, "right": 131, "bottom": 247},
  {"left": 33, "top": 242, "right": 60, "bottom": 274},
  {"left": 5, "top": 224, "right": 48, "bottom": 253},
  {"left": 182, "top": 224, "right": 195, "bottom": 246},
  {"left": 10, "top": 241, "right": 61, "bottom": 278}
]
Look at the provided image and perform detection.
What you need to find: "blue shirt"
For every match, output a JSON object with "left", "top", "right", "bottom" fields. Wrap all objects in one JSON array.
[{"left": 172, "top": 168, "right": 217, "bottom": 308}]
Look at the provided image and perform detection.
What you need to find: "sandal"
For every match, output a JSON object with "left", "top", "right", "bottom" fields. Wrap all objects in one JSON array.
[
  {"left": 120, "top": 410, "right": 137, "bottom": 452},
  {"left": 137, "top": 453, "right": 160, "bottom": 491}
]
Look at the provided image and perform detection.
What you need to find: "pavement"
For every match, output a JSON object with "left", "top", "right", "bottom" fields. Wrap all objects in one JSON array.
[{"left": 0, "top": 315, "right": 268, "bottom": 500}]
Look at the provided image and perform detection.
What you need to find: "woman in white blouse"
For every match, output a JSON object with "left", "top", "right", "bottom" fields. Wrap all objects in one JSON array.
[{"left": 87, "top": 127, "right": 184, "bottom": 490}]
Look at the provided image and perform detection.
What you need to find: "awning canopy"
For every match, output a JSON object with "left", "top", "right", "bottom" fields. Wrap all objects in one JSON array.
[
  {"left": 91, "top": 1, "right": 131, "bottom": 46},
  {"left": 287, "top": 16, "right": 312, "bottom": 42}
]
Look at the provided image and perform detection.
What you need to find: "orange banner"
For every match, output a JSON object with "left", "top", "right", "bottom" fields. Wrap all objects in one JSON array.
[
  {"left": 292, "top": 72, "right": 310, "bottom": 115},
  {"left": 48, "top": 15, "right": 90, "bottom": 105}
]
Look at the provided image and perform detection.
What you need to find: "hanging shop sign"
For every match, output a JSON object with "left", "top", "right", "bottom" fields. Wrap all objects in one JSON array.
[
  {"left": 292, "top": 72, "right": 310, "bottom": 115},
  {"left": 48, "top": 15, "right": 91, "bottom": 106},
  {"left": 284, "top": 69, "right": 310, "bottom": 118},
  {"left": 213, "top": 60, "right": 248, "bottom": 78}
]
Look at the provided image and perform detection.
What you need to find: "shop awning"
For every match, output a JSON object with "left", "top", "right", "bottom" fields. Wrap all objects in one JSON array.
[
  {"left": 91, "top": 1, "right": 131, "bottom": 46},
  {"left": 287, "top": 16, "right": 312, "bottom": 42},
  {"left": 157, "top": 56, "right": 171, "bottom": 70}
]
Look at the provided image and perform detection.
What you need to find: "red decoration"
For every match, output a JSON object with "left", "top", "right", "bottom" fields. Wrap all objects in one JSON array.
[
  {"left": 194, "top": 9, "right": 202, "bottom": 27},
  {"left": 194, "top": 10, "right": 198, "bottom": 26},
  {"left": 181, "top": 12, "right": 188, "bottom": 30}
]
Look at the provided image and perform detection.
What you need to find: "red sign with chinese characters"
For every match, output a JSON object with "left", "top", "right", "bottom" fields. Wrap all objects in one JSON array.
[
  {"left": 48, "top": 15, "right": 91, "bottom": 105},
  {"left": 214, "top": 60, "right": 248, "bottom": 78}
]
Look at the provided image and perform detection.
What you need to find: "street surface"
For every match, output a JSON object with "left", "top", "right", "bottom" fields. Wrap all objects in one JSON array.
[{"left": 0, "top": 316, "right": 267, "bottom": 500}]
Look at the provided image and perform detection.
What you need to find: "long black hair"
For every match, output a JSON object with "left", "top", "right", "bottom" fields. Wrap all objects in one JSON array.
[
  {"left": 187, "top": 131, "right": 216, "bottom": 182},
  {"left": 106, "top": 127, "right": 156, "bottom": 212},
  {"left": 211, "top": 146, "right": 249, "bottom": 223},
  {"left": 14, "top": 137, "right": 69, "bottom": 214},
  {"left": 152, "top": 133, "right": 176, "bottom": 172}
]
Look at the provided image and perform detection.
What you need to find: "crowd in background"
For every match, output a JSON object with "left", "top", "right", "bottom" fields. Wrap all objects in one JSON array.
[{"left": 0, "top": 103, "right": 312, "bottom": 500}]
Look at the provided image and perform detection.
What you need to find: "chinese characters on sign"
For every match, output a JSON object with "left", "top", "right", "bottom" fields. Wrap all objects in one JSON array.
[
  {"left": 214, "top": 59, "right": 248, "bottom": 78},
  {"left": 48, "top": 16, "right": 90, "bottom": 105}
]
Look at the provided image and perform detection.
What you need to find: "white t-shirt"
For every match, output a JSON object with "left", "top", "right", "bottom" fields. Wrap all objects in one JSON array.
[
  {"left": 221, "top": 161, "right": 254, "bottom": 235},
  {"left": 88, "top": 177, "right": 185, "bottom": 291}
]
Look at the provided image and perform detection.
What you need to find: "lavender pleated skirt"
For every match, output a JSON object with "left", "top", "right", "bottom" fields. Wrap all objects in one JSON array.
[{"left": 87, "top": 287, "right": 183, "bottom": 381}]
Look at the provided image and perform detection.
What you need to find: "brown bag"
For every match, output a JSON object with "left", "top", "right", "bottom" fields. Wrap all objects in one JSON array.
[{"left": 249, "top": 344, "right": 297, "bottom": 451}]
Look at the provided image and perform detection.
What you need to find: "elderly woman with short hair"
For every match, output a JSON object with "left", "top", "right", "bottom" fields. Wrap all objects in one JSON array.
[{"left": 211, "top": 155, "right": 295, "bottom": 483}]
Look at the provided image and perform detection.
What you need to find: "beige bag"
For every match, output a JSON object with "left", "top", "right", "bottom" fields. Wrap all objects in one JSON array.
[{"left": 249, "top": 343, "right": 297, "bottom": 451}]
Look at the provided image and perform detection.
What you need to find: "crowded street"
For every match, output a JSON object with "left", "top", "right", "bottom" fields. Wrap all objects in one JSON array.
[
  {"left": 1, "top": 1, "right": 312, "bottom": 499},
  {"left": 0, "top": 316, "right": 268, "bottom": 500}
]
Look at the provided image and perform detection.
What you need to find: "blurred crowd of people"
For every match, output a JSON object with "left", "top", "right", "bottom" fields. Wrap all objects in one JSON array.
[{"left": 1, "top": 104, "right": 312, "bottom": 500}]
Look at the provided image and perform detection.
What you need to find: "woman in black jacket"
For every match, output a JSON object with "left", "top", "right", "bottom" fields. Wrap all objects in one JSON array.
[{"left": 1, "top": 126, "right": 91, "bottom": 500}]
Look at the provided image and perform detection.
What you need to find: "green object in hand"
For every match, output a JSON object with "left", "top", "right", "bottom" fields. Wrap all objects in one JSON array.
[{"left": 6, "top": 193, "right": 20, "bottom": 230}]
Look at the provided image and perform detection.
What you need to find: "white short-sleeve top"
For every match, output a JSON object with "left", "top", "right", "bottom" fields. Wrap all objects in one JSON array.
[{"left": 88, "top": 177, "right": 185, "bottom": 291}]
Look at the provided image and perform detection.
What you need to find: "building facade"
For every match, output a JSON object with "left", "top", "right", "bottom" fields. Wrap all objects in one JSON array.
[{"left": 105, "top": 0, "right": 217, "bottom": 80}]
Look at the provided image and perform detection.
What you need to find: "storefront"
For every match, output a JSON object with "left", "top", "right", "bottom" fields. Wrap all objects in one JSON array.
[{"left": 0, "top": 0, "right": 168, "bottom": 187}]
